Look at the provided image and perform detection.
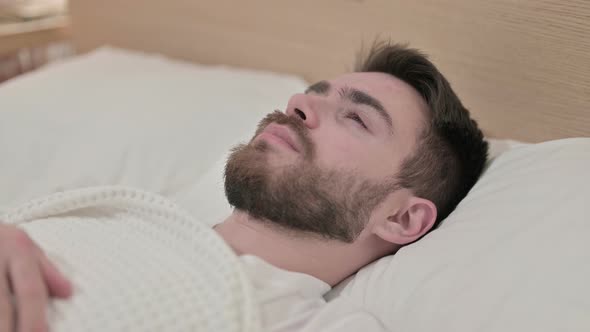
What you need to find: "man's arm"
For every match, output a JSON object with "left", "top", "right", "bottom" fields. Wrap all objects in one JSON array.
[{"left": 0, "top": 223, "right": 72, "bottom": 332}]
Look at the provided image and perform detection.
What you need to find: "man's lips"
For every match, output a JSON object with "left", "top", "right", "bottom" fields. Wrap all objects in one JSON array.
[{"left": 256, "top": 124, "right": 301, "bottom": 152}]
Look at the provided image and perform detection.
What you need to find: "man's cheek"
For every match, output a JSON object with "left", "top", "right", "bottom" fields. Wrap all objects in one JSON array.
[{"left": 315, "top": 142, "right": 358, "bottom": 170}]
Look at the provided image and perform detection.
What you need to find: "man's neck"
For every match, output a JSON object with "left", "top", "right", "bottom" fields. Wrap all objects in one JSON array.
[{"left": 214, "top": 209, "right": 396, "bottom": 286}]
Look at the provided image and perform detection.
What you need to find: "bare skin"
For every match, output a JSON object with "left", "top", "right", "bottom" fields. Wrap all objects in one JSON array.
[{"left": 0, "top": 223, "right": 72, "bottom": 332}]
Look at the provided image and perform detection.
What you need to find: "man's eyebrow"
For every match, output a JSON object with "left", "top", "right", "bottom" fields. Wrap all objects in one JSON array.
[{"left": 339, "top": 86, "right": 394, "bottom": 134}]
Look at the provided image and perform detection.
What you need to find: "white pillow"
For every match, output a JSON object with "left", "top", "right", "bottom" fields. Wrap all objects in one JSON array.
[
  {"left": 0, "top": 47, "right": 308, "bottom": 216},
  {"left": 337, "top": 138, "right": 590, "bottom": 331}
]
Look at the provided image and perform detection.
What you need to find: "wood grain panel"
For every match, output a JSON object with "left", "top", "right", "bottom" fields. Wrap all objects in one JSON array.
[
  {"left": 69, "top": 0, "right": 590, "bottom": 142},
  {"left": 0, "top": 21, "right": 70, "bottom": 55}
]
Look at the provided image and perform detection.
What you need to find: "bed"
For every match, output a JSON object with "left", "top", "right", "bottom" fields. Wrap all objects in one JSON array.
[{"left": 1, "top": 1, "right": 589, "bottom": 331}]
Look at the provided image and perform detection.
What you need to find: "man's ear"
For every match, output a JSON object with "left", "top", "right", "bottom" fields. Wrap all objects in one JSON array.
[{"left": 372, "top": 196, "right": 437, "bottom": 245}]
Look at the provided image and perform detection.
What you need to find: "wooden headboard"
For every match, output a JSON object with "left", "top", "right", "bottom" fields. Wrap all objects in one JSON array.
[{"left": 70, "top": 0, "right": 590, "bottom": 142}]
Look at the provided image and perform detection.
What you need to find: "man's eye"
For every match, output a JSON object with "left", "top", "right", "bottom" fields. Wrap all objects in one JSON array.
[{"left": 345, "top": 112, "right": 368, "bottom": 129}]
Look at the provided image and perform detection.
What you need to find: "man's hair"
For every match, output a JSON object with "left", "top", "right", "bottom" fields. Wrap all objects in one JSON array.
[{"left": 356, "top": 41, "right": 488, "bottom": 227}]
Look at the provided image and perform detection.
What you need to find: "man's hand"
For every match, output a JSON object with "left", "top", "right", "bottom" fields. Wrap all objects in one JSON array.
[{"left": 0, "top": 223, "right": 72, "bottom": 332}]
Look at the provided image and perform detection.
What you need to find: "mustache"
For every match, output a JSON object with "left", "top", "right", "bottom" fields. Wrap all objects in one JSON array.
[{"left": 254, "top": 110, "right": 314, "bottom": 157}]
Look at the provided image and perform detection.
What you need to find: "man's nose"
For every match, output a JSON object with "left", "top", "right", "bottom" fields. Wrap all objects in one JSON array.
[{"left": 285, "top": 93, "right": 320, "bottom": 129}]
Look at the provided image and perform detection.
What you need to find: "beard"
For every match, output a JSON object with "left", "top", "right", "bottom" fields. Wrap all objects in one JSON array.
[{"left": 224, "top": 111, "right": 395, "bottom": 243}]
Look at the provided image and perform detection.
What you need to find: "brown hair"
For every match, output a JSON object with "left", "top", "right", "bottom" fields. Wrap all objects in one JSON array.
[{"left": 356, "top": 41, "right": 489, "bottom": 227}]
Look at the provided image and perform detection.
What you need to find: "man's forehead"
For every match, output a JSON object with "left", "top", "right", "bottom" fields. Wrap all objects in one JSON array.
[
  {"left": 328, "top": 72, "right": 415, "bottom": 98},
  {"left": 325, "top": 72, "right": 428, "bottom": 115}
]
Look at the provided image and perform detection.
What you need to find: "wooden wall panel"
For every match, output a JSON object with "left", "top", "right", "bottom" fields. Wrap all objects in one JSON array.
[{"left": 70, "top": 0, "right": 590, "bottom": 142}]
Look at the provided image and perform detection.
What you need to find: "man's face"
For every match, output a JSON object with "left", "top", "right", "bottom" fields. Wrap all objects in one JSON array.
[{"left": 225, "top": 72, "right": 427, "bottom": 242}]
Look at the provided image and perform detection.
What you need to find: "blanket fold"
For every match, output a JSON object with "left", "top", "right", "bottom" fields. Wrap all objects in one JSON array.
[{"left": 1, "top": 186, "right": 259, "bottom": 332}]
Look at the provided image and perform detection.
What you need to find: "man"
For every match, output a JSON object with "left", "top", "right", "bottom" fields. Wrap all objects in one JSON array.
[{"left": 0, "top": 42, "right": 488, "bottom": 331}]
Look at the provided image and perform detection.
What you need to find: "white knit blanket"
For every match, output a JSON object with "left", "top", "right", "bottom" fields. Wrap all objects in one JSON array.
[{"left": 1, "top": 186, "right": 260, "bottom": 332}]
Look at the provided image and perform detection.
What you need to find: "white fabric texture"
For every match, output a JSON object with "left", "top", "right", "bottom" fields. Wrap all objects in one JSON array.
[
  {"left": 241, "top": 255, "right": 388, "bottom": 332},
  {"left": 334, "top": 138, "right": 590, "bottom": 331},
  {"left": 1, "top": 186, "right": 260, "bottom": 332},
  {"left": 240, "top": 255, "right": 331, "bottom": 332}
]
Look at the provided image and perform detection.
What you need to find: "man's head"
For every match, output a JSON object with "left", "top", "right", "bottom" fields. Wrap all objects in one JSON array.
[{"left": 225, "top": 42, "right": 488, "bottom": 250}]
